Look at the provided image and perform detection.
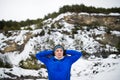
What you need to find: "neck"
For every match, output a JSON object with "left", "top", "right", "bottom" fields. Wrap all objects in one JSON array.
[{"left": 54, "top": 56, "right": 64, "bottom": 60}]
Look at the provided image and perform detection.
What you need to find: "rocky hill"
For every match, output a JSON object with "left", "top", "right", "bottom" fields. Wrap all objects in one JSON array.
[{"left": 0, "top": 12, "right": 120, "bottom": 79}]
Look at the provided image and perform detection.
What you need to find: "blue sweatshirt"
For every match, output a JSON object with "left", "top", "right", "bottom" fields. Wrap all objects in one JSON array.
[{"left": 36, "top": 50, "right": 82, "bottom": 80}]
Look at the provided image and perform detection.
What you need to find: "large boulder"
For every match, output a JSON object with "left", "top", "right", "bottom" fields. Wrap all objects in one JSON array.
[
  {"left": 64, "top": 14, "right": 120, "bottom": 30},
  {"left": 19, "top": 54, "right": 43, "bottom": 70},
  {"left": 4, "top": 42, "right": 18, "bottom": 52}
]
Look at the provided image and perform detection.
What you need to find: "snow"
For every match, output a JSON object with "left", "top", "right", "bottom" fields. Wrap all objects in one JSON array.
[
  {"left": 92, "top": 27, "right": 106, "bottom": 35},
  {"left": 92, "top": 59, "right": 120, "bottom": 80},
  {"left": 8, "top": 30, "right": 30, "bottom": 45},
  {"left": 111, "top": 31, "right": 120, "bottom": 36},
  {"left": 52, "top": 12, "right": 75, "bottom": 23},
  {"left": 75, "top": 30, "right": 101, "bottom": 53},
  {"left": 0, "top": 57, "right": 120, "bottom": 80},
  {"left": 3, "top": 38, "right": 37, "bottom": 66},
  {"left": 0, "top": 67, "right": 40, "bottom": 78},
  {"left": 78, "top": 12, "right": 120, "bottom": 16},
  {"left": 79, "top": 12, "right": 89, "bottom": 15},
  {"left": 71, "top": 57, "right": 120, "bottom": 80},
  {"left": 0, "top": 12, "right": 120, "bottom": 79},
  {"left": 21, "top": 25, "right": 36, "bottom": 30},
  {"left": 93, "top": 66, "right": 120, "bottom": 80},
  {"left": 0, "top": 33, "right": 7, "bottom": 50},
  {"left": 109, "top": 13, "right": 120, "bottom": 16},
  {"left": 32, "top": 29, "right": 42, "bottom": 34},
  {"left": 0, "top": 33, "right": 6, "bottom": 40},
  {"left": 61, "top": 21, "right": 74, "bottom": 32},
  {"left": 105, "top": 44, "right": 118, "bottom": 52}
]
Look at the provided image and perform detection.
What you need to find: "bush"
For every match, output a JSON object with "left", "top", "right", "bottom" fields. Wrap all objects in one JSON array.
[
  {"left": 40, "top": 30, "right": 45, "bottom": 36},
  {"left": 0, "top": 57, "right": 13, "bottom": 68},
  {"left": 116, "top": 40, "right": 120, "bottom": 52},
  {"left": 19, "top": 58, "right": 41, "bottom": 70}
]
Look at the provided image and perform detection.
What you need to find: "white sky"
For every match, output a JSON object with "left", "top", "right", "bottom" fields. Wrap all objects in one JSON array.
[{"left": 0, "top": 0, "right": 120, "bottom": 21}]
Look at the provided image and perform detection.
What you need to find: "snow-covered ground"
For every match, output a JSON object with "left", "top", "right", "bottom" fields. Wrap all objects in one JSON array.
[
  {"left": 0, "top": 12, "right": 120, "bottom": 80},
  {"left": 0, "top": 56, "right": 120, "bottom": 80},
  {"left": 71, "top": 56, "right": 120, "bottom": 80}
]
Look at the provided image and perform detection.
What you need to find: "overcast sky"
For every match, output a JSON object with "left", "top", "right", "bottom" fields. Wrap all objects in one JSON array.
[{"left": 0, "top": 0, "right": 120, "bottom": 21}]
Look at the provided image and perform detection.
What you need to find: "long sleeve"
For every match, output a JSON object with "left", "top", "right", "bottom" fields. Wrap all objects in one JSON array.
[
  {"left": 36, "top": 50, "right": 53, "bottom": 64},
  {"left": 65, "top": 50, "right": 82, "bottom": 64}
]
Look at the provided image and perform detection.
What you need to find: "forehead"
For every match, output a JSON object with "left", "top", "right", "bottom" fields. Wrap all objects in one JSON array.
[{"left": 55, "top": 48, "right": 63, "bottom": 51}]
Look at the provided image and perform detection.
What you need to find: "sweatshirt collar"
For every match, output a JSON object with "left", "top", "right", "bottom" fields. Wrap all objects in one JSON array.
[{"left": 54, "top": 56, "right": 64, "bottom": 60}]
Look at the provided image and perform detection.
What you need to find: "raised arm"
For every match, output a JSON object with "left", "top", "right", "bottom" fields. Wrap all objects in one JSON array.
[
  {"left": 36, "top": 50, "right": 53, "bottom": 64},
  {"left": 65, "top": 50, "right": 82, "bottom": 64}
]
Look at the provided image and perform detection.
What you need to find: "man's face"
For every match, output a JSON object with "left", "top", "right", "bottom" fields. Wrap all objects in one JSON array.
[{"left": 54, "top": 48, "right": 64, "bottom": 59}]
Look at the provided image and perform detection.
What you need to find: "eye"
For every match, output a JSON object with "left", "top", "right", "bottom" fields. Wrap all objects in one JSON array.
[
  {"left": 60, "top": 50, "right": 63, "bottom": 52},
  {"left": 56, "top": 50, "right": 59, "bottom": 52}
]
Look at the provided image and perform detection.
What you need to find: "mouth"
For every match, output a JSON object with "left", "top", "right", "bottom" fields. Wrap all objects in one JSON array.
[{"left": 58, "top": 54, "right": 61, "bottom": 56}]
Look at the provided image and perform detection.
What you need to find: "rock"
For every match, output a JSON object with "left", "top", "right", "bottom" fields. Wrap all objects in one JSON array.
[
  {"left": 2, "top": 32, "right": 33, "bottom": 53},
  {"left": 19, "top": 55, "right": 41, "bottom": 70},
  {"left": 4, "top": 42, "right": 18, "bottom": 52},
  {"left": 64, "top": 14, "right": 120, "bottom": 30}
]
